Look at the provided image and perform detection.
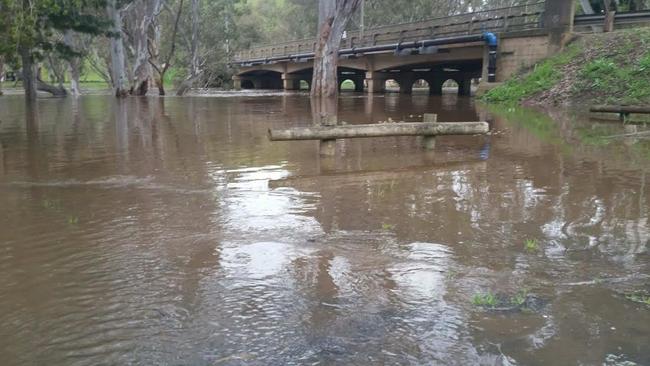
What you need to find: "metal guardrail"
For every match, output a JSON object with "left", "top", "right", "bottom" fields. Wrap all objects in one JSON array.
[
  {"left": 233, "top": 2, "right": 546, "bottom": 62},
  {"left": 574, "top": 10, "right": 650, "bottom": 27}
]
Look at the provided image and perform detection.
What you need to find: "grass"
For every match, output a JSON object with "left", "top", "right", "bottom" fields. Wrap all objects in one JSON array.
[
  {"left": 481, "top": 44, "right": 581, "bottom": 104},
  {"left": 524, "top": 239, "right": 540, "bottom": 252},
  {"left": 576, "top": 50, "right": 650, "bottom": 105},
  {"left": 381, "top": 223, "right": 395, "bottom": 231}
]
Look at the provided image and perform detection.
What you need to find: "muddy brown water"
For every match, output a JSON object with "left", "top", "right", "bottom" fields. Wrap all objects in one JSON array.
[{"left": 0, "top": 92, "right": 648, "bottom": 365}]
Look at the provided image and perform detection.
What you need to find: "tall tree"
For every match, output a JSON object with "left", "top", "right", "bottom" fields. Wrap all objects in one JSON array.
[
  {"left": 311, "top": 0, "right": 361, "bottom": 97},
  {"left": 176, "top": 0, "right": 200, "bottom": 95},
  {"left": 106, "top": 0, "right": 130, "bottom": 97},
  {"left": 129, "top": 0, "right": 162, "bottom": 95},
  {"left": 63, "top": 31, "right": 82, "bottom": 97},
  {"left": 149, "top": 0, "right": 184, "bottom": 95}
]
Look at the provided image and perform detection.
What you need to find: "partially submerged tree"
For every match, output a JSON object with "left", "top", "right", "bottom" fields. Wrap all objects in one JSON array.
[
  {"left": 129, "top": 0, "right": 163, "bottom": 95},
  {"left": 106, "top": 0, "right": 130, "bottom": 97},
  {"left": 176, "top": 0, "right": 200, "bottom": 95},
  {"left": 311, "top": 0, "right": 362, "bottom": 97},
  {"left": 149, "top": 0, "right": 184, "bottom": 95}
]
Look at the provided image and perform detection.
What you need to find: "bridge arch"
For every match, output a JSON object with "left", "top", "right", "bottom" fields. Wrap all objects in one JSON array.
[
  {"left": 412, "top": 79, "right": 432, "bottom": 95},
  {"left": 241, "top": 80, "right": 255, "bottom": 89},
  {"left": 338, "top": 78, "right": 364, "bottom": 93},
  {"left": 236, "top": 70, "right": 283, "bottom": 90},
  {"left": 299, "top": 80, "right": 311, "bottom": 91},
  {"left": 384, "top": 79, "right": 401, "bottom": 93}
]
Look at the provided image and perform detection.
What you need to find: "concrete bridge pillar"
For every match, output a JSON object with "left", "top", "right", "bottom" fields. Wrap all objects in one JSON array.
[
  {"left": 458, "top": 76, "right": 472, "bottom": 96},
  {"left": 232, "top": 76, "right": 242, "bottom": 90},
  {"left": 397, "top": 72, "right": 415, "bottom": 95},
  {"left": 365, "top": 72, "right": 388, "bottom": 94},
  {"left": 282, "top": 73, "right": 300, "bottom": 90}
]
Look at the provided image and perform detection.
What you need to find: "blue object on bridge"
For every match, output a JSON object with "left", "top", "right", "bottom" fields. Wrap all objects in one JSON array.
[
  {"left": 482, "top": 32, "right": 498, "bottom": 47},
  {"left": 483, "top": 32, "right": 498, "bottom": 82}
]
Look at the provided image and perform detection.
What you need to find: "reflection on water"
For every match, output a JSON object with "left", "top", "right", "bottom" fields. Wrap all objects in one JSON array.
[{"left": 0, "top": 94, "right": 648, "bottom": 365}]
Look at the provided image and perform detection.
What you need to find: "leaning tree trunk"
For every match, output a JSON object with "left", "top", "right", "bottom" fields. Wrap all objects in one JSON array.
[
  {"left": 36, "top": 78, "right": 68, "bottom": 97},
  {"left": 20, "top": 46, "right": 37, "bottom": 102},
  {"left": 64, "top": 31, "right": 81, "bottom": 97},
  {"left": 131, "top": 0, "right": 162, "bottom": 96},
  {"left": 107, "top": 0, "right": 129, "bottom": 97},
  {"left": 311, "top": 0, "right": 361, "bottom": 97}
]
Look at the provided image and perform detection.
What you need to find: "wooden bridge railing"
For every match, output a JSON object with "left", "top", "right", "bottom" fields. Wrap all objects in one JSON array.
[{"left": 233, "top": 1, "right": 546, "bottom": 62}]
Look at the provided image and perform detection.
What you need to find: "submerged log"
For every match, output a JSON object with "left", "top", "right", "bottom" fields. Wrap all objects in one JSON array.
[
  {"left": 590, "top": 105, "right": 650, "bottom": 114},
  {"left": 269, "top": 121, "right": 489, "bottom": 141}
]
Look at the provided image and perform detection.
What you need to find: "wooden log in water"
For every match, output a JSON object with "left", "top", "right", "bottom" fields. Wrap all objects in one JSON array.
[
  {"left": 268, "top": 121, "right": 489, "bottom": 141},
  {"left": 590, "top": 105, "right": 650, "bottom": 114}
]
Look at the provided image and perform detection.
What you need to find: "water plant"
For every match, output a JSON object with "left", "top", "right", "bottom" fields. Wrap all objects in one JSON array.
[
  {"left": 42, "top": 199, "right": 61, "bottom": 209},
  {"left": 67, "top": 216, "right": 79, "bottom": 225},
  {"left": 381, "top": 223, "right": 395, "bottom": 231},
  {"left": 625, "top": 291, "right": 650, "bottom": 306},
  {"left": 524, "top": 239, "right": 539, "bottom": 252},
  {"left": 472, "top": 292, "right": 498, "bottom": 307},
  {"left": 510, "top": 289, "right": 529, "bottom": 307}
]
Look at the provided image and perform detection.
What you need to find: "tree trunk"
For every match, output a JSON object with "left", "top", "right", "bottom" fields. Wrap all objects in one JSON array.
[
  {"left": 603, "top": 0, "right": 615, "bottom": 32},
  {"left": 107, "top": 0, "right": 129, "bottom": 97},
  {"left": 131, "top": 0, "right": 162, "bottom": 96},
  {"left": 177, "top": 0, "right": 200, "bottom": 96},
  {"left": 311, "top": 0, "right": 361, "bottom": 97},
  {"left": 64, "top": 31, "right": 81, "bottom": 97},
  {"left": 20, "top": 46, "right": 37, "bottom": 102},
  {"left": 149, "top": 0, "right": 184, "bottom": 96},
  {"left": 0, "top": 57, "right": 4, "bottom": 96}
]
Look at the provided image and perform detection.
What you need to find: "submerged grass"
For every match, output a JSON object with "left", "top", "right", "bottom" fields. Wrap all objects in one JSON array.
[
  {"left": 472, "top": 292, "right": 498, "bottom": 307},
  {"left": 625, "top": 291, "right": 650, "bottom": 306},
  {"left": 524, "top": 239, "right": 540, "bottom": 252}
]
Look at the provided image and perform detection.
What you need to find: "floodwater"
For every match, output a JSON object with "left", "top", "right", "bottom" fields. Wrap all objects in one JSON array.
[{"left": 0, "top": 92, "right": 648, "bottom": 366}]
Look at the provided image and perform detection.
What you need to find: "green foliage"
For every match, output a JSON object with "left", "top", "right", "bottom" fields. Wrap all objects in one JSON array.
[
  {"left": 482, "top": 45, "right": 581, "bottom": 104},
  {"left": 472, "top": 292, "right": 498, "bottom": 307},
  {"left": 0, "top": 0, "right": 109, "bottom": 66},
  {"left": 510, "top": 290, "right": 528, "bottom": 306},
  {"left": 625, "top": 291, "right": 650, "bottom": 306},
  {"left": 524, "top": 239, "right": 539, "bottom": 252},
  {"left": 576, "top": 50, "right": 650, "bottom": 104}
]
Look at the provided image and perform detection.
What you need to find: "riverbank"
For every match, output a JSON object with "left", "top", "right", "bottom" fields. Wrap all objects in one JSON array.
[{"left": 482, "top": 28, "right": 650, "bottom": 107}]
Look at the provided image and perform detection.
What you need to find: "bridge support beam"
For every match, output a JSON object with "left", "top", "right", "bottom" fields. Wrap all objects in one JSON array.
[
  {"left": 365, "top": 72, "right": 388, "bottom": 94},
  {"left": 398, "top": 72, "right": 415, "bottom": 95},
  {"left": 232, "top": 76, "right": 242, "bottom": 90},
  {"left": 282, "top": 73, "right": 300, "bottom": 90},
  {"left": 458, "top": 75, "right": 473, "bottom": 96}
]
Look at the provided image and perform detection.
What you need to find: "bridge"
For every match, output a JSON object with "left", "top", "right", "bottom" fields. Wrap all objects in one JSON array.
[{"left": 231, "top": 0, "right": 650, "bottom": 96}]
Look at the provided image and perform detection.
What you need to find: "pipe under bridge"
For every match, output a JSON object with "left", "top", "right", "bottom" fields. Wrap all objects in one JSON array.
[{"left": 231, "top": 0, "right": 650, "bottom": 95}]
